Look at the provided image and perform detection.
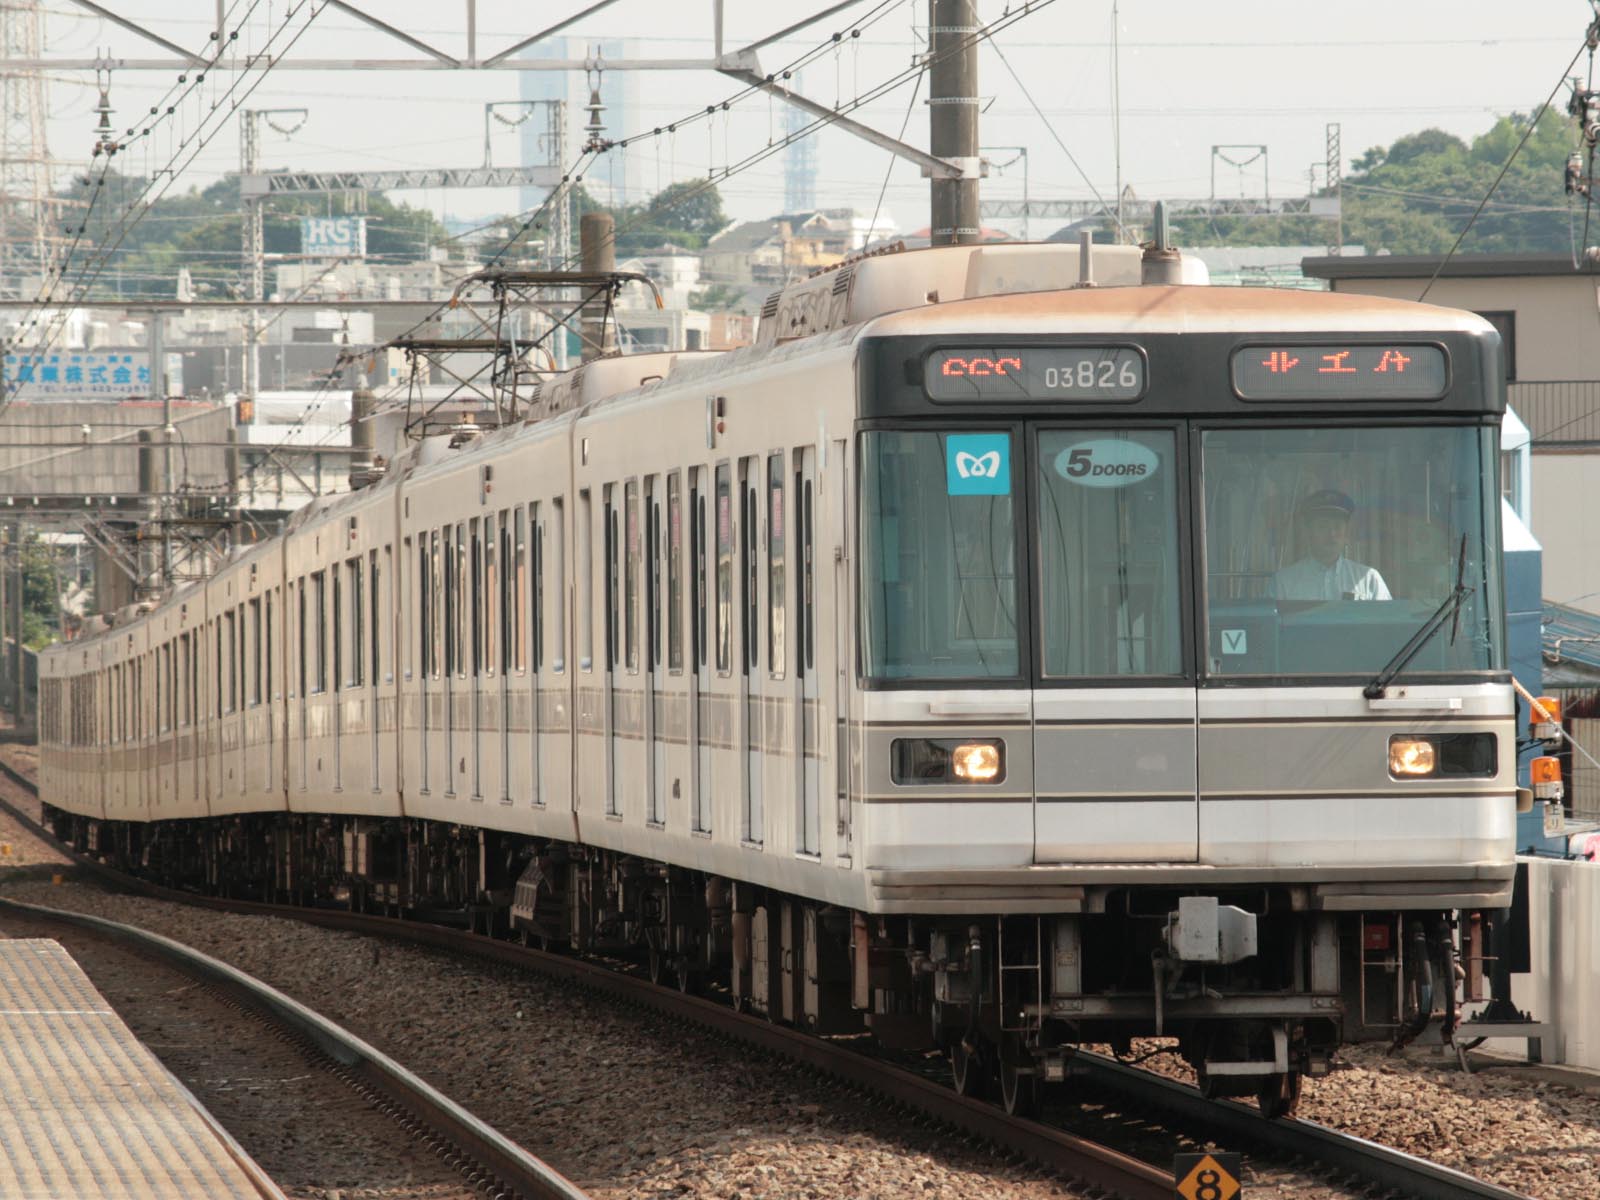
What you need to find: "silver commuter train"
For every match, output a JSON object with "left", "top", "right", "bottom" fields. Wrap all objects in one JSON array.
[{"left": 39, "top": 241, "right": 1515, "bottom": 1117}]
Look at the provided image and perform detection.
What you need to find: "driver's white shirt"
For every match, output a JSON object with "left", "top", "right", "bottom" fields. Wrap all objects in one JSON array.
[{"left": 1273, "top": 555, "right": 1392, "bottom": 602}]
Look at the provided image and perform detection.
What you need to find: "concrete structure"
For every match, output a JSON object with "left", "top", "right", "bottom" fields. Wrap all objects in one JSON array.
[
  {"left": 1302, "top": 253, "right": 1600, "bottom": 615},
  {"left": 1501, "top": 857, "right": 1600, "bottom": 1071}
]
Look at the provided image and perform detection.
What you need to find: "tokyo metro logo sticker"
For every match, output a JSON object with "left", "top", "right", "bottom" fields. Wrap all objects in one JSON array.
[{"left": 945, "top": 433, "right": 1010, "bottom": 496}]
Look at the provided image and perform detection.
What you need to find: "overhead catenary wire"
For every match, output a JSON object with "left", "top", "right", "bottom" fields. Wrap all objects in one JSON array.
[
  {"left": 1416, "top": 34, "right": 1594, "bottom": 302},
  {"left": 987, "top": 32, "right": 1131, "bottom": 243},
  {"left": 6, "top": 0, "right": 329, "bottom": 404}
]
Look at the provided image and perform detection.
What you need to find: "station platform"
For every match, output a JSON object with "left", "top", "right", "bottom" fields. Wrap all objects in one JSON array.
[{"left": 0, "top": 938, "right": 283, "bottom": 1199}]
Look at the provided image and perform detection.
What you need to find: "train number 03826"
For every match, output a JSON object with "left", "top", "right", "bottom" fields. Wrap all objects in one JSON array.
[{"left": 1043, "top": 359, "right": 1140, "bottom": 390}]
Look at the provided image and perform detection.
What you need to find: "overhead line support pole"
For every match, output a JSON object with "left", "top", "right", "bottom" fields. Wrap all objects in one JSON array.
[{"left": 929, "top": 0, "right": 981, "bottom": 245}]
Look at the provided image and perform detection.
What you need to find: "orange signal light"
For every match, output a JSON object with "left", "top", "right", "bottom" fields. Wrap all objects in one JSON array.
[
  {"left": 1530, "top": 757, "right": 1561, "bottom": 785},
  {"left": 1533, "top": 696, "right": 1562, "bottom": 724}
]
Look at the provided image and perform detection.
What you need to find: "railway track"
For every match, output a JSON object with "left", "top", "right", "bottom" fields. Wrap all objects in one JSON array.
[
  {"left": 0, "top": 893, "right": 589, "bottom": 1200},
  {"left": 0, "top": 758, "right": 1534, "bottom": 1200}
]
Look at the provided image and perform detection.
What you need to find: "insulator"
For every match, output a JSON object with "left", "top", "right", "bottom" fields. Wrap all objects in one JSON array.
[{"left": 583, "top": 86, "right": 606, "bottom": 138}]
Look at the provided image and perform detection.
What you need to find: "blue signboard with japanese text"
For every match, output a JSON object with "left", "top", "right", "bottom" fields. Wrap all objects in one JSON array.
[{"left": 1, "top": 351, "right": 155, "bottom": 400}]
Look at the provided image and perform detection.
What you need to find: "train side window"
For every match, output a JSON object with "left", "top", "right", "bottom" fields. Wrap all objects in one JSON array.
[
  {"left": 741, "top": 458, "right": 759, "bottom": 674},
  {"left": 692, "top": 471, "right": 707, "bottom": 671},
  {"left": 348, "top": 558, "right": 364, "bottom": 688},
  {"left": 443, "top": 528, "right": 457, "bottom": 677},
  {"left": 455, "top": 523, "right": 468, "bottom": 680},
  {"left": 484, "top": 514, "right": 499, "bottom": 678},
  {"left": 715, "top": 464, "right": 732, "bottom": 675},
  {"left": 577, "top": 489, "right": 593, "bottom": 671},
  {"left": 226, "top": 610, "right": 239, "bottom": 713},
  {"left": 550, "top": 496, "right": 565, "bottom": 673},
  {"left": 374, "top": 548, "right": 384, "bottom": 684},
  {"left": 472, "top": 517, "right": 485, "bottom": 678},
  {"left": 291, "top": 582, "right": 300, "bottom": 699},
  {"left": 801, "top": 468, "right": 815, "bottom": 673},
  {"left": 402, "top": 536, "right": 414, "bottom": 680},
  {"left": 625, "top": 479, "right": 640, "bottom": 674},
  {"left": 250, "top": 599, "right": 263, "bottom": 706},
  {"left": 417, "top": 538, "right": 430, "bottom": 678},
  {"left": 312, "top": 570, "right": 328, "bottom": 695},
  {"left": 498, "top": 512, "right": 512, "bottom": 675},
  {"left": 768, "top": 452, "right": 785, "bottom": 679},
  {"left": 215, "top": 621, "right": 224, "bottom": 716},
  {"left": 514, "top": 507, "right": 528, "bottom": 674},
  {"left": 332, "top": 567, "right": 344, "bottom": 693},
  {"left": 667, "top": 472, "right": 683, "bottom": 672},
  {"left": 265, "top": 590, "right": 274, "bottom": 700},
  {"left": 604, "top": 485, "right": 619, "bottom": 672},
  {"left": 646, "top": 476, "right": 661, "bottom": 670}
]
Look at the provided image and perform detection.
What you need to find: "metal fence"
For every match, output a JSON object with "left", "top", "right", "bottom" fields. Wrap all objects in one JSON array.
[
  {"left": 1509, "top": 381, "right": 1600, "bottom": 448},
  {"left": 1568, "top": 717, "right": 1600, "bottom": 823}
]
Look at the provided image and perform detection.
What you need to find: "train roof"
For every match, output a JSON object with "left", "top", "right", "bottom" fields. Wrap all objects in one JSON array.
[{"left": 859, "top": 283, "right": 1498, "bottom": 339}]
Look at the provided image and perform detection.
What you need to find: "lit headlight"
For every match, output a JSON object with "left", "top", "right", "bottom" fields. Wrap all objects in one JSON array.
[
  {"left": 951, "top": 742, "right": 1002, "bottom": 782},
  {"left": 891, "top": 738, "right": 1006, "bottom": 785},
  {"left": 1388, "top": 736, "right": 1437, "bottom": 777}
]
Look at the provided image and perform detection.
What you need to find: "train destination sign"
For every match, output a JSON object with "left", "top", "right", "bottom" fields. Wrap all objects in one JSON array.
[
  {"left": 925, "top": 347, "right": 1144, "bottom": 401},
  {"left": 1232, "top": 343, "right": 1447, "bottom": 400}
]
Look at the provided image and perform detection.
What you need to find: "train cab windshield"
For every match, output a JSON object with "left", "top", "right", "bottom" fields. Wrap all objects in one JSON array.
[
  {"left": 858, "top": 422, "right": 1503, "bottom": 685},
  {"left": 1201, "top": 424, "right": 1502, "bottom": 680}
]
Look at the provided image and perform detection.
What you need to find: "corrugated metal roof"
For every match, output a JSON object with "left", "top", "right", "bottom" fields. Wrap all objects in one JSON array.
[
  {"left": 1543, "top": 599, "right": 1600, "bottom": 673},
  {"left": 1303, "top": 253, "right": 1600, "bottom": 280}
]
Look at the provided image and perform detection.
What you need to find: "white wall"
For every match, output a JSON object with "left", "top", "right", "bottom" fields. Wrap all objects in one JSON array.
[{"left": 1502, "top": 857, "right": 1600, "bottom": 1070}]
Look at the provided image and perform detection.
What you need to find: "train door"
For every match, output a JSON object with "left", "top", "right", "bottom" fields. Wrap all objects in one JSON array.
[
  {"left": 829, "top": 438, "right": 852, "bottom": 860},
  {"left": 370, "top": 549, "right": 383, "bottom": 790},
  {"left": 689, "top": 467, "right": 713, "bottom": 833},
  {"left": 500, "top": 513, "right": 514, "bottom": 803},
  {"left": 603, "top": 485, "right": 621, "bottom": 815},
  {"left": 647, "top": 476, "right": 666, "bottom": 825},
  {"left": 444, "top": 524, "right": 459, "bottom": 795},
  {"left": 332, "top": 568, "right": 344, "bottom": 791},
  {"left": 471, "top": 516, "right": 485, "bottom": 800},
  {"left": 739, "top": 456, "right": 764, "bottom": 845},
  {"left": 796, "top": 448, "right": 821, "bottom": 856},
  {"left": 1030, "top": 423, "right": 1199, "bottom": 863}
]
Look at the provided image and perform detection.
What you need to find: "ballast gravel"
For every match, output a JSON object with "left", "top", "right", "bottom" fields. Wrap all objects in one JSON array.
[{"left": 0, "top": 751, "right": 1593, "bottom": 1199}]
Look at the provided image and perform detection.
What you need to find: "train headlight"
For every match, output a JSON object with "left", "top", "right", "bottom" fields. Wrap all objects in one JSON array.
[
  {"left": 891, "top": 738, "right": 1006, "bottom": 785},
  {"left": 1388, "top": 736, "right": 1437, "bottom": 777},
  {"left": 951, "top": 742, "right": 1003, "bottom": 782}
]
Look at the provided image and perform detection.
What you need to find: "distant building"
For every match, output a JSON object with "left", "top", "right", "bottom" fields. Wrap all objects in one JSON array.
[
  {"left": 616, "top": 244, "right": 702, "bottom": 310},
  {"left": 703, "top": 209, "right": 899, "bottom": 286},
  {"left": 1302, "top": 252, "right": 1600, "bottom": 614},
  {"left": 708, "top": 313, "right": 754, "bottom": 350}
]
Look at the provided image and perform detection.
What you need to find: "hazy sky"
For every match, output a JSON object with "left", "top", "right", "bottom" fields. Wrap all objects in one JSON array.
[{"left": 32, "top": 1, "right": 1597, "bottom": 239}]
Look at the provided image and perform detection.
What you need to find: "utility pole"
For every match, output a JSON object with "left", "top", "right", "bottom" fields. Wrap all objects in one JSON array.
[
  {"left": 0, "top": 0, "right": 55, "bottom": 300},
  {"left": 579, "top": 212, "right": 615, "bottom": 362},
  {"left": 928, "top": 0, "right": 981, "bottom": 246}
]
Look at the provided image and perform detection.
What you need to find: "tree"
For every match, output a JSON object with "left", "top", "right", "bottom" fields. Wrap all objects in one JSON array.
[{"left": 1173, "top": 106, "right": 1581, "bottom": 256}]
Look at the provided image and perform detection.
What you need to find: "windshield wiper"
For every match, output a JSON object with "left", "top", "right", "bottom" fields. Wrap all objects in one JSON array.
[{"left": 1363, "top": 535, "right": 1473, "bottom": 700}]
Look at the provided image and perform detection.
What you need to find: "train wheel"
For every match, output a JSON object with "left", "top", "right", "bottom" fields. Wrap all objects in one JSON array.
[
  {"left": 1256, "top": 1070, "right": 1302, "bottom": 1119},
  {"left": 950, "top": 1038, "right": 989, "bottom": 1099},
  {"left": 647, "top": 943, "right": 667, "bottom": 986},
  {"left": 998, "top": 1038, "right": 1040, "bottom": 1119}
]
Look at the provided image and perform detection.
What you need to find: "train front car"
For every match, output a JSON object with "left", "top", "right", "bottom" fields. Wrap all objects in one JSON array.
[{"left": 852, "top": 286, "right": 1513, "bottom": 1116}]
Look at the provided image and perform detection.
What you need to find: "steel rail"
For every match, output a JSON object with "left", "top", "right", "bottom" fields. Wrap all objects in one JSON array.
[
  {"left": 0, "top": 759, "right": 1534, "bottom": 1200},
  {"left": 0, "top": 766, "right": 1168, "bottom": 1200},
  {"left": 0, "top": 893, "right": 590, "bottom": 1200},
  {"left": 1075, "top": 1053, "right": 1533, "bottom": 1200}
]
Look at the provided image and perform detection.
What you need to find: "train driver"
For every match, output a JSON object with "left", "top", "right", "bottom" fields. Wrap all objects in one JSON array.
[{"left": 1273, "top": 489, "right": 1392, "bottom": 602}]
